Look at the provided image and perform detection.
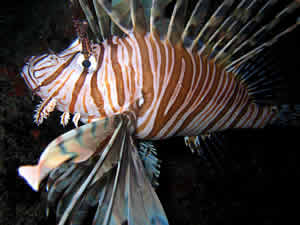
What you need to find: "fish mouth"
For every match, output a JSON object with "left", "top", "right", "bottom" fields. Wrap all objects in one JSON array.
[
  {"left": 21, "top": 53, "right": 58, "bottom": 91},
  {"left": 21, "top": 57, "right": 39, "bottom": 91}
]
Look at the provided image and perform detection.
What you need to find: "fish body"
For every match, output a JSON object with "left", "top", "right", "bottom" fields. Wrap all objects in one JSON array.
[
  {"left": 18, "top": 0, "right": 300, "bottom": 225},
  {"left": 23, "top": 32, "right": 276, "bottom": 140}
]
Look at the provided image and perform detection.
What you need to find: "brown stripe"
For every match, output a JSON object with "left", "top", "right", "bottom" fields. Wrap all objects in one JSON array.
[
  {"left": 134, "top": 32, "right": 155, "bottom": 117},
  {"left": 48, "top": 77, "right": 63, "bottom": 93},
  {"left": 82, "top": 87, "right": 88, "bottom": 113},
  {"left": 217, "top": 82, "right": 247, "bottom": 130},
  {"left": 226, "top": 82, "right": 252, "bottom": 129},
  {"left": 174, "top": 59, "right": 221, "bottom": 135},
  {"left": 91, "top": 44, "right": 106, "bottom": 116},
  {"left": 229, "top": 101, "right": 250, "bottom": 129},
  {"left": 104, "top": 60, "right": 117, "bottom": 113},
  {"left": 69, "top": 70, "right": 88, "bottom": 113},
  {"left": 121, "top": 38, "right": 133, "bottom": 90},
  {"left": 36, "top": 71, "right": 48, "bottom": 78},
  {"left": 39, "top": 52, "right": 79, "bottom": 87},
  {"left": 32, "top": 54, "right": 49, "bottom": 67},
  {"left": 37, "top": 69, "right": 75, "bottom": 121},
  {"left": 141, "top": 35, "right": 184, "bottom": 138},
  {"left": 111, "top": 40, "right": 125, "bottom": 107},
  {"left": 239, "top": 103, "right": 255, "bottom": 128},
  {"left": 174, "top": 55, "right": 209, "bottom": 133},
  {"left": 198, "top": 70, "right": 227, "bottom": 129},
  {"left": 155, "top": 35, "right": 166, "bottom": 97},
  {"left": 155, "top": 43, "right": 195, "bottom": 138},
  {"left": 201, "top": 70, "right": 232, "bottom": 133},
  {"left": 256, "top": 107, "right": 270, "bottom": 128},
  {"left": 250, "top": 106, "right": 263, "bottom": 128},
  {"left": 224, "top": 84, "right": 250, "bottom": 129},
  {"left": 33, "top": 65, "right": 53, "bottom": 72},
  {"left": 184, "top": 62, "right": 228, "bottom": 134},
  {"left": 202, "top": 75, "right": 239, "bottom": 132},
  {"left": 103, "top": 40, "right": 117, "bottom": 113},
  {"left": 262, "top": 107, "right": 276, "bottom": 127}
]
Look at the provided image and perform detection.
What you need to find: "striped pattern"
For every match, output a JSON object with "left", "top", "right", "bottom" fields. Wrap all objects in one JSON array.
[{"left": 22, "top": 31, "right": 277, "bottom": 140}]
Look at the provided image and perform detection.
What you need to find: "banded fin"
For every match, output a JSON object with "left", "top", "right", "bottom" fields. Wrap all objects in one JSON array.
[
  {"left": 78, "top": 0, "right": 149, "bottom": 40},
  {"left": 165, "top": 0, "right": 189, "bottom": 44},
  {"left": 78, "top": 0, "right": 104, "bottom": 42},
  {"left": 233, "top": 49, "right": 287, "bottom": 104},
  {"left": 190, "top": 0, "right": 235, "bottom": 51},
  {"left": 98, "top": 0, "right": 133, "bottom": 35},
  {"left": 180, "top": 0, "right": 300, "bottom": 67},
  {"left": 177, "top": 0, "right": 299, "bottom": 105},
  {"left": 218, "top": 1, "right": 300, "bottom": 68},
  {"left": 78, "top": 0, "right": 299, "bottom": 69},
  {"left": 184, "top": 133, "right": 225, "bottom": 174},
  {"left": 19, "top": 114, "right": 168, "bottom": 225},
  {"left": 138, "top": 141, "right": 161, "bottom": 187},
  {"left": 18, "top": 116, "right": 119, "bottom": 191},
  {"left": 162, "top": 0, "right": 300, "bottom": 69},
  {"left": 150, "top": 0, "right": 189, "bottom": 43},
  {"left": 181, "top": 0, "right": 212, "bottom": 48}
]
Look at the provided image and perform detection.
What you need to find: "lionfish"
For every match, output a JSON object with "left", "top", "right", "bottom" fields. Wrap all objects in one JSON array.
[{"left": 18, "top": 0, "right": 299, "bottom": 224}]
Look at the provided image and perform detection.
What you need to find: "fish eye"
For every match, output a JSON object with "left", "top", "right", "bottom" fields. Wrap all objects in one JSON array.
[
  {"left": 82, "top": 59, "right": 91, "bottom": 68},
  {"left": 77, "top": 54, "right": 97, "bottom": 72}
]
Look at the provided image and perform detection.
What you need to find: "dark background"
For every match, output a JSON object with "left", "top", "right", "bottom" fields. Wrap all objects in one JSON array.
[{"left": 1, "top": 0, "right": 300, "bottom": 225}]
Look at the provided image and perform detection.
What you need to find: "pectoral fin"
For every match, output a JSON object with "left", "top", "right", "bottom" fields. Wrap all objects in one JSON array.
[
  {"left": 18, "top": 116, "right": 120, "bottom": 191},
  {"left": 18, "top": 113, "right": 169, "bottom": 225}
]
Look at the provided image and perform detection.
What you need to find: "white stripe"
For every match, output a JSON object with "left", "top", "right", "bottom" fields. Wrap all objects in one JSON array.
[
  {"left": 235, "top": 103, "right": 254, "bottom": 128},
  {"left": 207, "top": 78, "right": 236, "bottom": 131},
  {"left": 129, "top": 34, "right": 144, "bottom": 95},
  {"left": 164, "top": 58, "right": 185, "bottom": 116},
  {"left": 158, "top": 58, "right": 186, "bottom": 137},
  {"left": 136, "top": 38, "right": 176, "bottom": 138},
  {"left": 159, "top": 50, "right": 198, "bottom": 137},
  {"left": 136, "top": 34, "right": 161, "bottom": 137},
  {"left": 221, "top": 87, "right": 249, "bottom": 130},
  {"left": 117, "top": 39, "right": 131, "bottom": 105},
  {"left": 253, "top": 106, "right": 267, "bottom": 128},
  {"left": 199, "top": 69, "right": 229, "bottom": 131},
  {"left": 107, "top": 44, "right": 121, "bottom": 111},
  {"left": 184, "top": 61, "right": 215, "bottom": 133}
]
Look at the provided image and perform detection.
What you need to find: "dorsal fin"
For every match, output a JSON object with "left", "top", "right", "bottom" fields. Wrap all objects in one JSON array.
[
  {"left": 178, "top": 0, "right": 300, "bottom": 69},
  {"left": 78, "top": 0, "right": 103, "bottom": 42},
  {"left": 130, "top": 0, "right": 148, "bottom": 34},
  {"left": 165, "top": 0, "right": 189, "bottom": 45},
  {"left": 200, "top": 0, "right": 254, "bottom": 58},
  {"left": 96, "top": 0, "right": 132, "bottom": 35},
  {"left": 79, "top": 0, "right": 150, "bottom": 41},
  {"left": 222, "top": 1, "right": 300, "bottom": 69},
  {"left": 181, "top": 0, "right": 212, "bottom": 48},
  {"left": 190, "top": 0, "right": 235, "bottom": 51},
  {"left": 150, "top": 0, "right": 172, "bottom": 38},
  {"left": 78, "top": 0, "right": 299, "bottom": 67},
  {"left": 91, "top": 0, "right": 112, "bottom": 40}
]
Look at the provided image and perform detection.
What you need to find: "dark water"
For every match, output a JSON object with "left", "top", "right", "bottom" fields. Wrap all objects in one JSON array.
[{"left": 1, "top": 1, "right": 300, "bottom": 225}]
